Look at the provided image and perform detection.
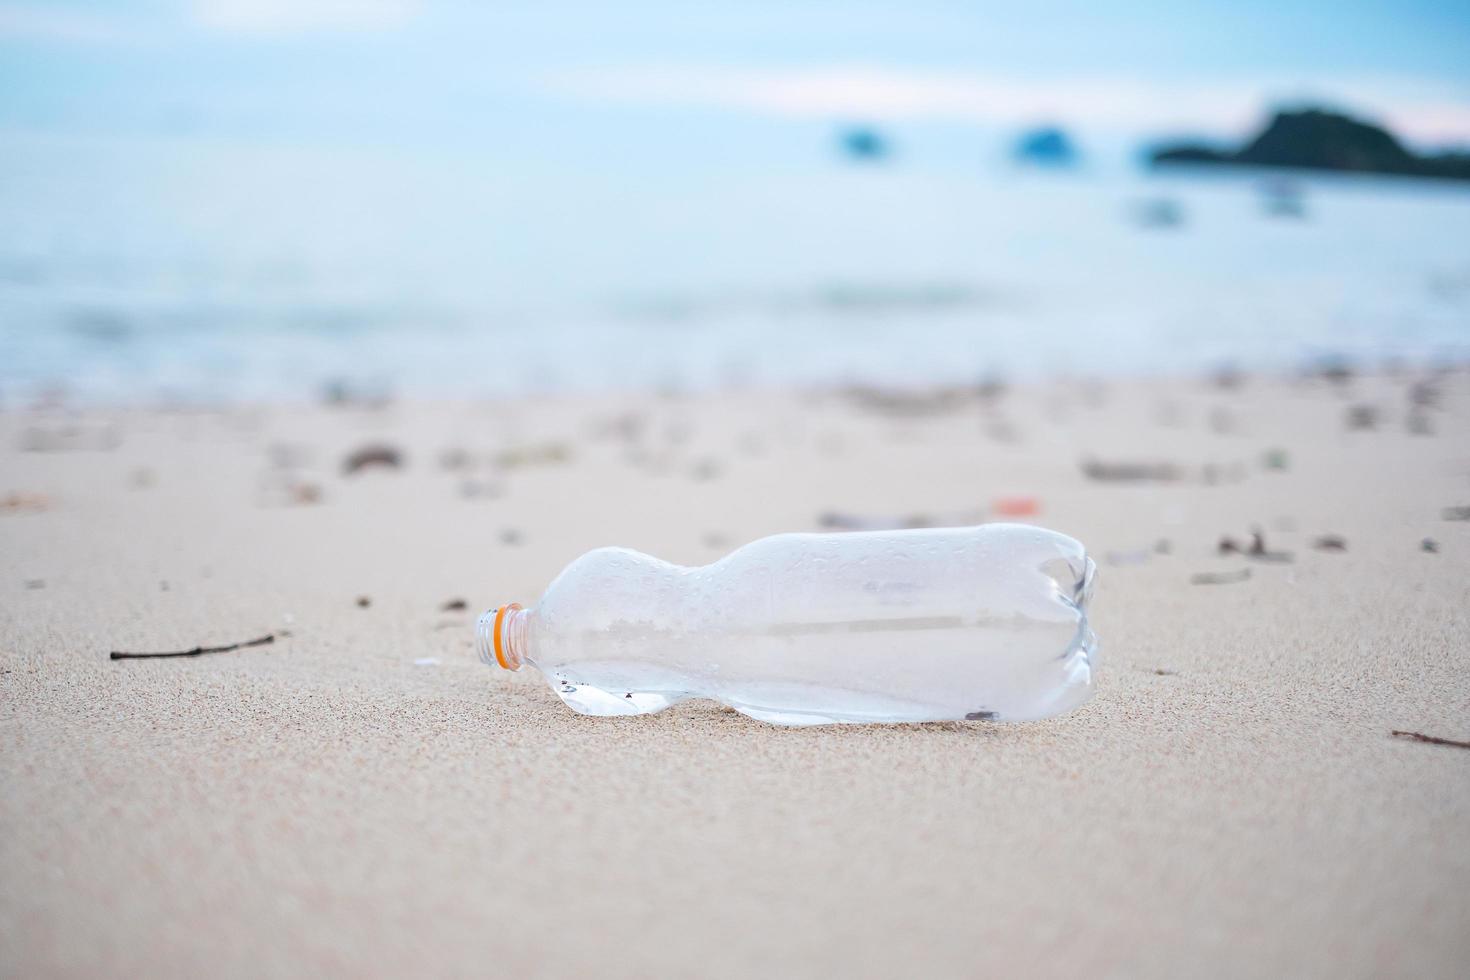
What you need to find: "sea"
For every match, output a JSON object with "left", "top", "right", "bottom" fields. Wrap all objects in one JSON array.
[{"left": 2, "top": 131, "right": 1468, "bottom": 405}]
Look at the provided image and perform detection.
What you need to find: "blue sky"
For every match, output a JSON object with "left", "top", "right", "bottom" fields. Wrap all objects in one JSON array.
[{"left": 3, "top": 0, "right": 1469, "bottom": 155}]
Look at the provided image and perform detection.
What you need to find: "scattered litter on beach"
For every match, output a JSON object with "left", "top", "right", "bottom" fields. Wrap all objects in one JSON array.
[
  {"left": 1150, "top": 667, "right": 1178, "bottom": 676},
  {"left": 256, "top": 476, "right": 323, "bottom": 507},
  {"left": 1391, "top": 730, "right": 1470, "bottom": 750},
  {"left": 1262, "top": 448, "right": 1290, "bottom": 471},
  {"left": 818, "top": 508, "right": 985, "bottom": 531},
  {"left": 1408, "top": 380, "right": 1441, "bottom": 409},
  {"left": 343, "top": 444, "right": 404, "bottom": 475},
  {"left": 1154, "top": 539, "right": 1172, "bottom": 555},
  {"left": 991, "top": 496, "right": 1039, "bottom": 517},
  {"left": 131, "top": 467, "right": 156, "bottom": 489},
  {"left": 1080, "top": 459, "right": 1181, "bottom": 483},
  {"left": 500, "top": 528, "right": 524, "bottom": 546},
  {"left": 1220, "top": 530, "right": 1293, "bottom": 562},
  {"left": 1191, "top": 569, "right": 1251, "bottom": 585},
  {"left": 1345, "top": 404, "right": 1378, "bottom": 430},
  {"left": 110, "top": 631, "right": 288, "bottom": 660},
  {"left": 1250, "top": 532, "right": 1293, "bottom": 562},
  {"left": 494, "top": 442, "right": 571, "bottom": 470},
  {"left": 24, "top": 579, "right": 45, "bottom": 589},
  {"left": 1312, "top": 535, "right": 1348, "bottom": 552},
  {"left": 1422, "top": 538, "right": 1439, "bottom": 553},
  {"left": 818, "top": 511, "right": 876, "bottom": 530},
  {"left": 703, "top": 532, "right": 729, "bottom": 549},
  {"left": 413, "top": 657, "right": 441, "bottom": 667},
  {"left": 1307, "top": 358, "right": 1355, "bottom": 386},
  {"left": 291, "top": 482, "right": 322, "bottom": 505},
  {"left": 1442, "top": 506, "right": 1470, "bottom": 521},
  {"left": 2, "top": 492, "right": 53, "bottom": 514},
  {"left": 441, "top": 598, "right": 468, "bottom": 611},
  {"left": 20, "top": 423, "right": 121, "bottom": 453},
  {"left": 356, "top": 596, "right": 372, "bottom": 608},
  {"left": 839, "top": 384, "right": 975, "bottom": 417},
  {"left": 1406, "top": 411, "right": 1434, "bottom": 436}
]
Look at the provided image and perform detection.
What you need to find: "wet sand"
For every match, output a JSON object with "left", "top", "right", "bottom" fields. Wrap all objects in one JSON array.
[{"left": 2, "top": 371, "right": 1468, "bottom": 977}]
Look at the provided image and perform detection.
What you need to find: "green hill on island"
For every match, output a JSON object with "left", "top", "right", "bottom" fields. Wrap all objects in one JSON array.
[{"left": 1151, "top": 108, "right": 1470, "bottom": 182}]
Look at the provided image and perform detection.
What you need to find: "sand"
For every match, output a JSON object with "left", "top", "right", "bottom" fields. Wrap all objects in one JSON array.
[{"left": 2, "top": 372, "right": 1468, "bottom": 978}]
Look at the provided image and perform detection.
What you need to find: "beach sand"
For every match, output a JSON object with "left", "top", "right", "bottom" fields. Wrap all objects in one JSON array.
[{"left": 2, "top": 371, "right": 1468, "bottom": 978}]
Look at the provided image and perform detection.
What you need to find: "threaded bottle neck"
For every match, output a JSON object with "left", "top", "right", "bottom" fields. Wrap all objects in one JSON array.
[{"left": 476, "top": 604, "right": 528, "bottom": 670}]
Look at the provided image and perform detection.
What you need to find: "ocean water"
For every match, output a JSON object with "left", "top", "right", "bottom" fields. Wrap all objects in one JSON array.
[{"left": 2, "top": 132, "right": 1468, "bottom": 404}]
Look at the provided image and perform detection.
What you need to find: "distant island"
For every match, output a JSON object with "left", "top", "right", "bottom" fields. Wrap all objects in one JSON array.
[
  {"left": 839, "top": 126, "right": 891, "bottom": 162},
  {"left": 1151, "top": 107, "right": 1470, "bottom": 182},
  {"left": 1013, "top": 126, "right": 1079, "bottom": 167}
]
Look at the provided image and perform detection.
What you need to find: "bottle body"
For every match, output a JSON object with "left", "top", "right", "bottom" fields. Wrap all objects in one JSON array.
[{"left": 480, "top": 524, "right": 1097, "bottom": 726}]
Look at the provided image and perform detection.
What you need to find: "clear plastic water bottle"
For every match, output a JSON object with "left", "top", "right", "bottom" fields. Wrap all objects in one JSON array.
[{"left": 477, "top": 524, "right": 1097, "bottom": 726}]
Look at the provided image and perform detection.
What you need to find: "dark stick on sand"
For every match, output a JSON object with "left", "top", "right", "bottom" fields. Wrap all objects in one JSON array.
[
  {"left": 110, "top": 632, "right": 288, "bottom": 660},
  {"left": 1391, "top": 730, "right": 1470, "bottom": 750}
]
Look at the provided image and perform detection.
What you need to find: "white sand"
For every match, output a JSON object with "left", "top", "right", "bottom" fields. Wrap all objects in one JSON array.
[{"left": 2, "top": 373, "right": 1468, "bottom": 977}]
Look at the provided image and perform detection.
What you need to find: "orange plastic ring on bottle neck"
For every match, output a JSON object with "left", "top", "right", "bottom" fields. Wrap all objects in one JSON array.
[{"left": 493, "top": 602, "right": 523, "bottom": 670}]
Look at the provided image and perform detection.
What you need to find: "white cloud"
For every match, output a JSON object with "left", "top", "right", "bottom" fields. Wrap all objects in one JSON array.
[
  {"left": 0, "top": 1, "right": 424, "bottom": 43},
  {"left": 544, "top": 64, "right": 1470, "bottom": 144},
  {"left": 191, "top": 0, "right": 422, "bottom": 35},
  {"left": 0, "top": 5, "right": 149, "bottom": 44}
]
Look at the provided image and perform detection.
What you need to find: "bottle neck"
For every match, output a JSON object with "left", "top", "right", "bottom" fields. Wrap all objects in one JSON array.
[{"left": 476, "top": 604, "right": 530, "bottom": 670}]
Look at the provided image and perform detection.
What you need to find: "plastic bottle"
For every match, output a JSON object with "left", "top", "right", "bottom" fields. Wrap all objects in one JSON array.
[{"left": 477, "top": 524, "right": 1097, "bottom": 726}]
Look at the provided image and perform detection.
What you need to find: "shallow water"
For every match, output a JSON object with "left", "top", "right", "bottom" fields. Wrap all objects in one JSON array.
[{"left": 2, "top": 132, "right": 1468, "bottom": 403}]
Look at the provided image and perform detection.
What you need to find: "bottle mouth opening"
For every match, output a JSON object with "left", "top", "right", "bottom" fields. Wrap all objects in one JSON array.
[{"left": 476, "top": 604, "right": 523, "bottom": 670}]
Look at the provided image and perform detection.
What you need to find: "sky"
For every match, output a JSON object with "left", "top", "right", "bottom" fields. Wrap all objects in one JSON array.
[{"left": 2, "top": 0, "right": 1469, "bottom": 160}]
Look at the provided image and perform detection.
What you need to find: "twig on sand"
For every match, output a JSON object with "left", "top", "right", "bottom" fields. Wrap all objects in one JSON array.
[
  {"left": 342, "top": 444, "right": 403, "bottom": 476},
  {"left": 1219, "top": 530, "right": 1293, "bottom": 562},
  {"left": 110, "top": 632, "right": 289, "bottom": 660},
  {"left": 1191, "top": 569, "right": 1251, "bottom": 585},
  {"left": 1391, "top": 730, "right": 1470, "bottom": 750},
  {"left": 819, "top": 509, "right": 985, "bottom": 532},
  {"left": 1080, "top": 458, "right": 1181, "bottom": 483},
  {"left": 1247, "top": 529, "right": 1294, "bottom": 563}
]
